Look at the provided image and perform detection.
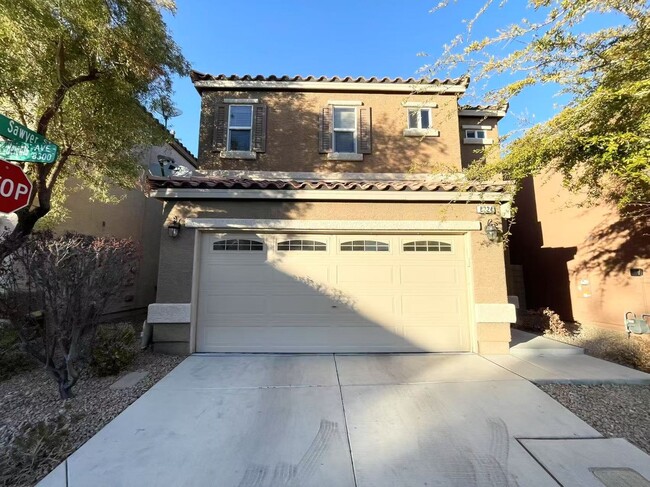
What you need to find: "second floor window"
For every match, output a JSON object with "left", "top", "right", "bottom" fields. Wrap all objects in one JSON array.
[
  {"left": 465, "top": 129, "right": 486, "bottom": 140},
  {"left": 212, "top": 101, "right": 267, "bottom": 158},
  {"left": 319, "top": 104, "right": 372, "bottom": 159},
  {"left": 228, "top": 105, "right": 253, "bottom": 151},
  {"left": 407, "top": 108, "right": 431, "bottom": 130},
  {"left": 333, "top": 107, "right": 356, "bottom": 152}
]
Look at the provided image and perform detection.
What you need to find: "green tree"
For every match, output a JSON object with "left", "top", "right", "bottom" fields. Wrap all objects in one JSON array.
[
  {"left": 427, "top": 0, "right": 650, "bottom": 221},
  {"left": 0, "top": 0, "right": 189, "bottom": 259}
]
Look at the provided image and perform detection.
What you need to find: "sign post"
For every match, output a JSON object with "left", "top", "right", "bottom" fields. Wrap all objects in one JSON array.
[
  {"left": 0, "top": 159, "right": 33, "bottom": 214},
  {"left": 0, "top": 114, "right": 59, "bottom": 164}
]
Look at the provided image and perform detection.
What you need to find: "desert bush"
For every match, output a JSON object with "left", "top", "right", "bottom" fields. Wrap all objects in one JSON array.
[
  {"left": 520, "top": 307, "right": 572, "bottom": 336},
  {"left": 91, "top": 324, "right": 137, "bottom": 377},
  {"left": 0, "top": 324, "right": 34, "bottom": 381},
  {"left": 0, "top": 231, "right": 138, "bottom": 398},
  {"left": 0, "top": 410, "right": 73, "bottom": 487}
]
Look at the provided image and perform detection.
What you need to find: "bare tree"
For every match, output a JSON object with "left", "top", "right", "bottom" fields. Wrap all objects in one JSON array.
[{"left": 0, "top": 232, "right": 138, "bottom": 399}]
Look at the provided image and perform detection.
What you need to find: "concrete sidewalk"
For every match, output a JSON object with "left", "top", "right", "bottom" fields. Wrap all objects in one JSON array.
[
  {"left": 39, "top": 352, "right": 650, "bottom": 487},
  {"left": 487, "top": 329, "right": 650, "bottom": 385}
]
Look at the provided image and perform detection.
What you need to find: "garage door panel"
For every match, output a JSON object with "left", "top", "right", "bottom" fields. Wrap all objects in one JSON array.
[
  {"left": 400, "top": 265, "right": 465, "bottom": 285},
  {"left": 336, "top": 265, "right": 394, "bottom": 284},
  {"left": 197, "top": 232, "right": 471, "bottom": 353},
  {"left": 198, "top": 325, "right": 410, "bottom": 353}
]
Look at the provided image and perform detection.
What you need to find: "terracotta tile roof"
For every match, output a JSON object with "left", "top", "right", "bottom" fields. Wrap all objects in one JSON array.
[
  {"left": 148, "top": 175, "right": 509, "bottom": 193},
  {"left": 190, "top": 70, "right": 470, "bottom": 87},
  {"left": 460, "top": 103, "right": 509, "bottom": 112}
]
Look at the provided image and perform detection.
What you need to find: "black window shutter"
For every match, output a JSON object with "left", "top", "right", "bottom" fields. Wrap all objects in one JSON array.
[
  {"left": 252, "top": 104, "right": 267, "bottom": 153},
  {"left": 213, "top": 104, "right": 227, "bottom": 150},
  {"left": 358, "top": 107, "right": 372, "bottom": 154},
  {"left": 319, "top": 107, "right": 333, "bottom": 153}
]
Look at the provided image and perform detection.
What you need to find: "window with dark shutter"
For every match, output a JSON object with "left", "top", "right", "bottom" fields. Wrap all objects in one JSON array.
[
  {"left": 212, "top": 104, "right": 228, "bottom": 150},
  {"left": 319, "top": 107, "right": 333, "bottom": 153},
  {"left": 358, "top": 107, "right": 372, "bottom": 154},
  {"left": 252, "top": 104, "right": 267, "bottom": 152}
]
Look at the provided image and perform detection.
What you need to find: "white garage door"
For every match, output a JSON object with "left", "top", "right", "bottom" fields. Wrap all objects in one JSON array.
[{"left": 196, "top": 233, "right": 471, "bottom": 352}]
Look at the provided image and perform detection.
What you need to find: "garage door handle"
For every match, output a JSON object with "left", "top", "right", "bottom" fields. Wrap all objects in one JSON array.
[{"left": 331, "top": 305, "right": 337, "bottom": 308}]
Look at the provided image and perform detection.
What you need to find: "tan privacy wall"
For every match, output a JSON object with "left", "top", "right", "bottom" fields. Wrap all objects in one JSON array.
[
  {"left": 156, "top": 200, "right": 511, "bottom": 353},
  {"left": 511, "top": 173, "right": 649, "bottom": 330},
  {"left": 197, "top": 90, "right": 462, "bottom": 173}
]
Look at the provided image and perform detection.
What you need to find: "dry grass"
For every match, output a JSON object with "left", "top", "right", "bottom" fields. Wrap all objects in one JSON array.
[{"left": 546, "top": 324, "right": 650, "bottom": 373}]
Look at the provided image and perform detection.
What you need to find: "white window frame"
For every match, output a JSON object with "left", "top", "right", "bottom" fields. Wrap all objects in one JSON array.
[
  {"left": 464, "top": 128, "right": 493, "bottom": 145},
  {"left": 465, "top": 129, "right": 486, "bottom": 140},
  {"left": 403, "top": 107, "right": 439, "bottom": 137},
  {"left": 407, "top": 108, "right": 432, "bottom": 130},
  {"left": 227, "top": 105, "right": 253, "bottom": 152},
  {"left": 332, "top": 106, "right": 357, "bottom": 154}
]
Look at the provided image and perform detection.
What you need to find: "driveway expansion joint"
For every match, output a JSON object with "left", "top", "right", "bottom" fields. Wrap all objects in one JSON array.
[{"left": 333, "top": 354, "right": 359, "bottom": 487}]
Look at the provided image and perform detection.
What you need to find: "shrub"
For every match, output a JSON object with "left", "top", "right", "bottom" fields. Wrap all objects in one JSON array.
[
  {"left": 520, "top": 307, "right": 572, "bottom": 336},
  {"left": 0, "top": 324, "right": 34, "bottom": 381},
  {"left": 0, "top": 410, "right": 73, "bottom": 487},
  {"left": 91, "top": 324, "right": 137, "bottom": 377},
  {"left": 0, "top": 231, "right": 139, "bottom": 398}
]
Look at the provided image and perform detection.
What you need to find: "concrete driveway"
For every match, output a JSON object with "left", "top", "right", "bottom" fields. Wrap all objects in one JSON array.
[{"left": 41, "top": 354, "right": 650, "bottom": 487}]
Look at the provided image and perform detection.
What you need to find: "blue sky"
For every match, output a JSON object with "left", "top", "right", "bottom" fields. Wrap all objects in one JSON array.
[{"left": 159, "top": 1, "right": 603, "bottom": 155}]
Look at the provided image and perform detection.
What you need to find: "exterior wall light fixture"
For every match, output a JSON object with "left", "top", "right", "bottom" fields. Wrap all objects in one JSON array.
[
  {"left": 485, "top": 219, "right": 499, "bottom": 243},
  {"left": 167, "top": 217, "right": 181, "bottom": 238}
]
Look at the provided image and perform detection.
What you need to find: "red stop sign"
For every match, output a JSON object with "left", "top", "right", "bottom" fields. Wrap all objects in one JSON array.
[{"left": 0, "top": 158, "right": 33, "bottom": 214}]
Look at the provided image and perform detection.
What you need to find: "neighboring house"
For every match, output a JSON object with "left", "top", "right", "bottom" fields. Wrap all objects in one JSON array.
[
  {"left": 509, "top": 172, "right": 649, "bottom": 330},
  {"left": 53, "top": 138, "right": 197, "bottom": 318},
  {"left": 146, "top": 71, "right": 515, "bottom": 355}
]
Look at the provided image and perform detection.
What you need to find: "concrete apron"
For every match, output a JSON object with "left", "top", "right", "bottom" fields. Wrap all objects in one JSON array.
[{"left": 39, "top": 354, "right": 650, "bottom": 487}]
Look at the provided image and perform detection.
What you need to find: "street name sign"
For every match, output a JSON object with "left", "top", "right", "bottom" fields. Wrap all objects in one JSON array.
[
  {"left": 0, "top": 140, "right": 58, "bottom": 163},
  {"left": 0, "top": 159, "right": 33, "bottom": 214},
  {"left": 0, "top": 114, "right": 59, "bottom": 163}
]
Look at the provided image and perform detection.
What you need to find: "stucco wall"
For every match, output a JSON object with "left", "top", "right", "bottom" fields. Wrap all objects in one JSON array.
[
  {"left": 197, "top": 90, "right": 462, "bottom": 173},
  {"left": 156, "top": 200, "right": 509, "bottom": 309},
  {"left": 510, "top": 173, "right": 650, "bottom": 329},
  {"left": 53, "top": 144, "right": 193, "bottom": 313},
  {"left": 459, "top": 116, "right": 501, "bottom": 169}
]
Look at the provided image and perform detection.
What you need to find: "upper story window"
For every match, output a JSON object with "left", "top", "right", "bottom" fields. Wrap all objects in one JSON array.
[
  {"left": 228, "top": 105, "right": 253, "bottom": 151},
  {"left": 319, "top": 102, "right": 372, "bottom": 161},
  {"left": 463, "top": 126, "right": 494, "bottom": 145},
  {"left": 466, "top": 129, "right": 486, "bottom": 140},
  {"left": 402, "top": 102, "right": 440, "bottom": 137},
  {"left": 333, "top": 107, "right": 356, "bottom": 153},
  {"left": 212, "top": 100, "right": 267, "bottom": 159},
  {"left": 407, "top": 108, "right": 431, "bottom": 130}
]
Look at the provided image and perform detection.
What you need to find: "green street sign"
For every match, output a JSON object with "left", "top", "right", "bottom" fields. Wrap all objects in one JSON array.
[
  {"left": 0, "top": 140, "right": 59, "bottom": 164},
  {"left": 0, "top": 114, "right": 59, "bottom": 163}
]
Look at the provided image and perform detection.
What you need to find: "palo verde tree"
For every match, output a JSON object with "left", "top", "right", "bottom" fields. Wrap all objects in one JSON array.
[
  {"left": 0, "top": 0, "right": 189, "bottom": 260},
  {"left": 425, "top": 0, "right": 650, "bottom": 222}
]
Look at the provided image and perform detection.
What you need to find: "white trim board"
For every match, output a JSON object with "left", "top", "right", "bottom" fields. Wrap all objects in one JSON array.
[
  {"left": 150, "top": 188, "right": 511, "bottom": 202},
  {"left": 186, "top": 218, "right": 482, "bottom": 232},
  {"left": 459, "top": 109, "right": 507, "bottom": 117},
  {"left": 192, "top": 170, "right": 470, "bottom": 181},
  {"left": 194, "top": 80, "right": 467, "bottom": 94}
]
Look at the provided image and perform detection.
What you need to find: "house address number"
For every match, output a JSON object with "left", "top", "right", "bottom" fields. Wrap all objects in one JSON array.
[{"left": 476, "top": 205, "right": 496, "bottom": 214}]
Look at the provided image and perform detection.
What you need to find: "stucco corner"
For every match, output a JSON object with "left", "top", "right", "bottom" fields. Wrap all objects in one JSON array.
[
  {"left": 147, "top": 303, "right": 191, "bottom": 324},
  {"left": 475, "top": 303, "right": 517, "bottom": 323}
]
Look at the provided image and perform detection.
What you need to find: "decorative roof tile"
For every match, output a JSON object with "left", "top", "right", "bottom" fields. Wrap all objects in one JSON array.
[{"left": 148, "top": 174, "right": 509, "bottom": 193}]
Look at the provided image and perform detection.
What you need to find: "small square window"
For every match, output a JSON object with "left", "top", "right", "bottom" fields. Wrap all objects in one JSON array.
[
  {"left": 407, "top": 108, "right": 431, "bottom": 129},
  {"left": 466, "top": 129, "right": 486, "bottom": 140}
]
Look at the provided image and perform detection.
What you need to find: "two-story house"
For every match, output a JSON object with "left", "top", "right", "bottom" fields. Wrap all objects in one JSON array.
[{"left": 146, "top": 71, "right": 514, "bottom": 355}]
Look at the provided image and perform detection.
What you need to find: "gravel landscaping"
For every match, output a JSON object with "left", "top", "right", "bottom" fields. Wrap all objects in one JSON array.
[
  {"left": 539, "top": 384, "right": 650, "bottom": 456},
  {"left": 0, "top": 349, "right": 184, "bottom": 487}
]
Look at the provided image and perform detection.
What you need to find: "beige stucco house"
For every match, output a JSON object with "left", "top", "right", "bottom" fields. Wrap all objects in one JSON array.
[{"left": 147, "top": 71, "right": 515, "bottom": 355}]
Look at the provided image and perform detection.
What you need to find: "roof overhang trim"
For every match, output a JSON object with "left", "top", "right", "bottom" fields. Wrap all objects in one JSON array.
[
  {"left": 149, "top": 188, "right": 511, "bottom": 202},
  {"left": 193, "top": 80, "right": 466, "bottom": 94}
]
